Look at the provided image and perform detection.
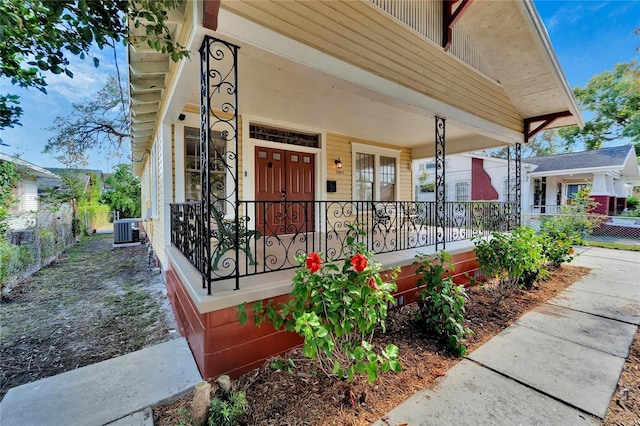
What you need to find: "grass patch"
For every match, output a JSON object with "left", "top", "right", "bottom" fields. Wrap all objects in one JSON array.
[{"left": 585, "top": 241, "right": 640, "bottom": 251}]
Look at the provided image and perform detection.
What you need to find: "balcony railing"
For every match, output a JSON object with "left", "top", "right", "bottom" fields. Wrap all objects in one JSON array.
[{"left": 170, "top": 200, "right": 516, "bottom": 292}]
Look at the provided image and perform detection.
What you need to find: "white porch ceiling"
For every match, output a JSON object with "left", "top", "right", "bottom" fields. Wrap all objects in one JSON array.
[{"left": 178, "top": 42, "right": 477, "bottom": 151}]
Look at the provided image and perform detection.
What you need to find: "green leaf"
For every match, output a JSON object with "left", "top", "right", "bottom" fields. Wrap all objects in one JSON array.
[
  {"left": 237, "top": 302, "right": 247, "bottom": 325},
  {"left": 389, "top": 360, "right": 402, "bottom": 372},
  {"left": 384, "top": 344, "right": 399, "bottom": 359},
  {"left": 367, "top": 363, "right": 379, "bottom": 383}
]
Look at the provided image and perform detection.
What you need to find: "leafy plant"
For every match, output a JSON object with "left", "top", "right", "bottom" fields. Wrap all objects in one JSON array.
[
  {"left": 1, "top": 0, "right": 189, "bottom": 133},
  {"left": 540, "top": 186, "right": 606, "bottom": 245},
  {"left": 208, "top": 391, "right": 247, "bottom": 426},
  {"left": 413, "top": 251, "right": 472, "bottom": 356},
  {"left": 538, "top": 232, "right": 576, "bottom": 269},
  {"left": 239, "top": 225, "right": 401, "bottom": 382},
  {"left": 100, "top": 164, "right": 141, "bottom": 218},
  {"left": 0, "top": 237, "right": 33, "bottom": 294},
  {"left": 0, "top": 159, "right": 20, "bottom": 234},
  {"left": 472, "top": 227, "right": 546, "bottom": 303},
  {"left": 626, "top": 196, "right": 639, "bottom": 210},
  {"left": 270, "top": 357, "right": 296, "bottom": 374}
]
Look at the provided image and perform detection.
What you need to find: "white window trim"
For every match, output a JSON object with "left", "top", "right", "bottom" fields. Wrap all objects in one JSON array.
[{"left": 351, "top": 142, "right": 401, "bottom": 201}]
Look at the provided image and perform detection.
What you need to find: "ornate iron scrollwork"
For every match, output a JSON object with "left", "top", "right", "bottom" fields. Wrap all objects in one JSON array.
[
  {"left": 514, "top": 142, "right": 522, "bottom": 228},
  {"left": 435, "top": 116, "right": 446, "bottom": 249},
  {"left": 200, "top": 36, "right": 240, "bottom": 293}
]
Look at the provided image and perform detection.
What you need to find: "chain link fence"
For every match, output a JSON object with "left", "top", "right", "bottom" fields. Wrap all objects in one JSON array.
[
  {"left": 1, "top": 206, "right": 75, "bottom": 292},
  {"left": 522, "top": 213, "right": 640, "bottom": 245}
]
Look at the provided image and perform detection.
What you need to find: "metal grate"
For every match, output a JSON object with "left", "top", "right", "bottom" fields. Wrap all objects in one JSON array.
[{"left": 249, "top": 124, "right": 320, "bottom": 148}]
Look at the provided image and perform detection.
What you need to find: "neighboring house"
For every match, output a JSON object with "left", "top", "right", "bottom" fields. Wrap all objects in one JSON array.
[
  {"left": 43, "top": 168, "right": 106, "bottom": 198},
  {"left": 413, "top": 145, "right": 640, "bottom": 216},
  {"left": 413, "top": 154, "right": 533, "bottom": 204},
  {"left": 525, "top": 145, "right": 640, "bottom": 215},
  {"left": 126, "top": 0, "right": 583, "bottom": 379},
  {"left": 0, "top": 153, "right": 61, "bottom": 230}
]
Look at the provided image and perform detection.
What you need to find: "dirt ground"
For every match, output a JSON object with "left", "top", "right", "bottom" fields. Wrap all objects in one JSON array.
[
  {"left": 0, "top": 233, "right": 178, "bottom": 401},
  {"left": 153, "top": 263, "right": 640, "bottom": 426}
]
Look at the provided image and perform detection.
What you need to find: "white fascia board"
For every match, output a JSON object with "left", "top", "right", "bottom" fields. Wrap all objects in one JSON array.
[
  {"left": 214, "top": 8, "right": 523, "bottom": 144},
  {"left": 520, "top": 0, "right": 584, "bottom": 128}
]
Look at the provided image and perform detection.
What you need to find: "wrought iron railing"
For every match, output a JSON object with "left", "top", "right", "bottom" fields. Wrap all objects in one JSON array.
[{"left": 170, "top": 200, "right": 516, "bottom": 292}]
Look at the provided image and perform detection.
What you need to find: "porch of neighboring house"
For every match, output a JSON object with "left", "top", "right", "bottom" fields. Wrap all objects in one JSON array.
[{"left": 127, "top": 1, "right": 583, "bottom": 380}]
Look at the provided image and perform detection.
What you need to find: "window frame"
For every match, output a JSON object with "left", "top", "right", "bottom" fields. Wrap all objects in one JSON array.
[
  {"left": 351, "top": 142, "right": 400, "bottom": 202},
  {"left": 455, "top": 181, "right": 470, "bottom": 201}
]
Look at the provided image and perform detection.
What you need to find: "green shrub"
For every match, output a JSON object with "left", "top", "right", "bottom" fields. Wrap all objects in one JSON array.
[
  {"left": 413, "top": 251, "right": 472, "bottom": 356},
  {"left": 239, "top": 225, "right": 401, "bottom": 382},
  {"left": 472, "top": 227, "right": 546, "bottom": 303},
  {"left": 208, "top": 391, "right": 247, "bottom": 426},
  {"left": 0, "top": 238, "right": 33, "bottom": 294},
  {"left": 621, "top": 208, "right": 640, "bottom": 218},
  {"left": 626, "top": 196, "right": 639, "bottom": 210},
  {"left": 540, "top": 189, "right": 606, "bottom": 244},
  {"left": 538, "top": 232, "right": 576, "bottom": 269}
]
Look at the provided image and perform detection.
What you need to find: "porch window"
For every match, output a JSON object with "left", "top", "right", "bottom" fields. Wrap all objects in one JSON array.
[
  {"left": 567, "top": 184, "right": 587, "bottom": 200},
  {"left": 184, "top": 126, "right": 226, "bottom": 206},
  {"left": 355, "top": 153, "right": 374, "bottom": 201},
  {"left": 352, "top": 142, "right": 400, "bottom": 202},
  {"left": 379, "top": 156, "right": 396, "bottom": 202},
  {"left": 455, "top": 182, "right": 470, "bottom": 201}
]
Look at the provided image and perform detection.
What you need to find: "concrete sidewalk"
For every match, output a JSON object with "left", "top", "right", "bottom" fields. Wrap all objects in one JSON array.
[
  {"left": 375, "top": 247, "right": 640, "bottom": 426},
  {"left": 0, "top": 337, "right": 202, "bottom": 426}
]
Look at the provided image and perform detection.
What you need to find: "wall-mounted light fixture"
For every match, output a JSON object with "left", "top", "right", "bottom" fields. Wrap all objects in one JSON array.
[
  {"left": 178, "top": 113, "right": 186, "bottom": 121},
  {"left": 335, "top": 157, "right": 343, "bottom": 174}
]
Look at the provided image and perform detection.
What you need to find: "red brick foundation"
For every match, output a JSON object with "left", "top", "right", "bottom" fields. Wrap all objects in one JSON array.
[{"left": 166, "top": 249, "right": 479, "bottom": 380}]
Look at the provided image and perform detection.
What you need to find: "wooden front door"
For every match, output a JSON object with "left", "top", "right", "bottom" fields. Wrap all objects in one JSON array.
[{"left": 255, "top": 147, "right": 315, "bottom": 236}]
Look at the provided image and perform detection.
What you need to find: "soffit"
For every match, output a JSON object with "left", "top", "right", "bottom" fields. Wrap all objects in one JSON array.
[
  {"left": 127, "top": 5, "right": 187, "bottom": 174},
  {"left": 457, "top": 0, "right": 582, "bottom": 129}
]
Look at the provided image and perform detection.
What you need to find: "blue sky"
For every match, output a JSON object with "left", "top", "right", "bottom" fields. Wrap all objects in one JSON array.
[{"left": 0, "top": 1, "right": 638, "bottom": 172}]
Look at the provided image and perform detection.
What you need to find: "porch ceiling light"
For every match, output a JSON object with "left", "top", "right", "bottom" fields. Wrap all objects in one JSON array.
[{"left": 335, "top": 157, "right": 343, "bottom": 174}]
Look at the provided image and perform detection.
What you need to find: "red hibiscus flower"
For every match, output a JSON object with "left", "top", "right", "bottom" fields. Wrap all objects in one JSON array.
[
  {"left": 350, "top": 253, "right": 368, "bottom": 273},
  {"left": 368, "top": 276, "right": 379, "bottom": 291},
  {"left": 305, "top": 252, "right": 323, "bottom": 273}
]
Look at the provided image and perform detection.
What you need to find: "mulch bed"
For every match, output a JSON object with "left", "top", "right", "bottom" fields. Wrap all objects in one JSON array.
[{"left": 154, "top": 265, "right": 595, "bottom": 425}]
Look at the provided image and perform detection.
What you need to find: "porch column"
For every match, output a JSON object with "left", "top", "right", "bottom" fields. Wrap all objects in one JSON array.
[
  {"left": 200, "top": 35, "right": 240, "bottom": 294},
  {"left": 506, "top": 143, "right": 522, "bottom": 229},
  {"left": 514, "top": 142, "right": 522, "bottom": 228},
  {"left": 590, "top": 173, "right": 611, "bottom": 215},
  {"left": 435, "top": 116, "right": 446, "bottom": 249}
]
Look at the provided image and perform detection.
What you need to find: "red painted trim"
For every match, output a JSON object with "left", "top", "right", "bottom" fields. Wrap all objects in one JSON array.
[
  {"left": 524, "top": 111, "right": 572, "bottom": 143},
  {"left": 203, "top": 0, "right": 221, "bottom": 31},
  {"left": 443, "top": 0, "right": 474, "bottom": 51}
]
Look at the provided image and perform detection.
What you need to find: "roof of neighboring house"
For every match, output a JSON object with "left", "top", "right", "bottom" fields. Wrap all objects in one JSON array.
[
  {"left": 40, "top": 168, "right": 105, "bottom": 193},
  {"left": 525, "top": 145, "right": 636, "bottom": 174},
  {"left": 0, "top": 153, "right": 60, "bottom": 179}
]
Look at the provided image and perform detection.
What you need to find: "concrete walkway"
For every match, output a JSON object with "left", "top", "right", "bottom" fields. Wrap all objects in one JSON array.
[
  {"left": 0, "top": 337, "right": 202, "bottom": 426},
  {"left": 375, "top": 247, "right": 640, "bottom": 426}
]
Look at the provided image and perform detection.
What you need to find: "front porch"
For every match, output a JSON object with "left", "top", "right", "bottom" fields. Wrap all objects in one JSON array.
[{"left": 164, "top": 217, "right": 486, "bottom": 379}]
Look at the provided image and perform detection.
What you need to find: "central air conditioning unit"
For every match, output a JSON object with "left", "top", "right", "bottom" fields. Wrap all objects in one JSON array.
[{"left": 113, "top": 218, "right": 142, "bottom": 246}]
